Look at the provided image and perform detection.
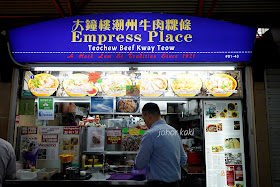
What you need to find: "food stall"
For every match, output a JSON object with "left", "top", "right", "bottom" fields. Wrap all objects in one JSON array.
[{"left": 5, "top": 13, "right": 256, "bottom": 187}]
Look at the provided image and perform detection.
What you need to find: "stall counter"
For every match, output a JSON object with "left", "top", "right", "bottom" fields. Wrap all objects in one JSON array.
[{"left": 4, "top": 172, "right": 147, "bottom": 187}]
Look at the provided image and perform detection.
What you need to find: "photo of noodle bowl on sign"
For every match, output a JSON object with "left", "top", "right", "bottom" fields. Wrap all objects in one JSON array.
[
  {"left": 63, "top": 74, "right": 98, "bottom": 97},
  {"left": 101, "top": 74, "right": 132, "bottom": 96},
  {"left": 137, "top": 74, "right": 167, "bottom": 97},
  {"left": 28, "top": 73, "right": 59, "bottom": 96},
  {"left": 205, "top": 74, "right": 237, "bottom": 97},
  {"left": 170, "top": 74, "right": 202, "bottom": 97}
]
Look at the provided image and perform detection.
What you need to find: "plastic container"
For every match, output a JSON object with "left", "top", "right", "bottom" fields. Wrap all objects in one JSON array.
[
  {"left": 187, "top": 151, "right": 202, "bottom": 165},
  {"left": 16, "top": 169, "right": 40, "bottom": 180},
  {"left": 126, "top": 160, "right": 134, "bottom": 166},
  {"left": 37, "top": 168, "right": 58, "bottom": 180}
]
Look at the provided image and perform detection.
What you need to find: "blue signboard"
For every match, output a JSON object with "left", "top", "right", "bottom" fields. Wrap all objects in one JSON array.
[
  {"left": 8, "top": 13, "right": 256, "bottom": 63},
  {"left": 90, "top": 97, "right": 114, "bottom": 114}
]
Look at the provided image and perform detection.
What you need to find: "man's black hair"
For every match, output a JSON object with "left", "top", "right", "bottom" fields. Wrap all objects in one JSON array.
[{"left": 142, "top": 103, "right": 161, "bottom": 116}]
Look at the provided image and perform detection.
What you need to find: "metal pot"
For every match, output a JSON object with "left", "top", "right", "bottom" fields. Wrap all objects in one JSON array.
[{"left": 66, "top": 167, "right": 76, "bottom": 179}]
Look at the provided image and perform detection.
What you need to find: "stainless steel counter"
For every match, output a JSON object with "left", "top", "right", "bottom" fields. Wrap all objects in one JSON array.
[{"left": 5, "top": 171, "right": 147, "bottom": 186}]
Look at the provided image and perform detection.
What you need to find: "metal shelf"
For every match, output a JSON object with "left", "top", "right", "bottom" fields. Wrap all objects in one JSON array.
[
  {"left": 179, "top": 115, "right": 201, "bottom": 122},
  {"left": 83, "top": 151, "right": 138, "bottom": 155},
  {"left": 22, "top": 96, "right": 243, "bottom": 102}
]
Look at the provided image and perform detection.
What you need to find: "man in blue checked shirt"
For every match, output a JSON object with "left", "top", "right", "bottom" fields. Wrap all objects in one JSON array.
[{"left": 134, "top": 103, "right": 187, "bottom": 187}]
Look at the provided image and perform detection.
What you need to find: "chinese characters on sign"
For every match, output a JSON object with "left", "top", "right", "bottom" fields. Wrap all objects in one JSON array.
[
  {"left": 73, "top": 18, "right": 191, "bottom": 33},
  {"left": 71, "top": 18, "right": 194, "bottom": 61},
  {"left": 42, "top": 134, "right": 58, "bottom": 143},
  {"left": 63, "top": 127, "right": 80, "bottom": 135},
  {"left": 21, "top": 126, "right": 38, "bottom": 135},
  {"left": 107, "top": 129, "right": 122, "bottom": 144}
]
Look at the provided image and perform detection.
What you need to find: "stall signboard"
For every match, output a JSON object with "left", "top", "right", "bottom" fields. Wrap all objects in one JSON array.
[
  {"left": 9, "top": 13, "right": 256, "bottom": 63},
  {"left": 204, "top": 100, "right": 246, "bottom": 187}
]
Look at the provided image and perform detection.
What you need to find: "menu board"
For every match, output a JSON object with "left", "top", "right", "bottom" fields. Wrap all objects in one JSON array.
[
  {"left": 204, "top": 100, "right": 246, "bottom": 187},
  {"left": 23, "top": 70, "right": 242, "bottom": 98},
  {"left": 59, "top": 127, "right": 80, "bottom": 165}
]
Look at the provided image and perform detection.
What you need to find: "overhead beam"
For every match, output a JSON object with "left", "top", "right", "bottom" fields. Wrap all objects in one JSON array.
[
  {"left": 0, "top": 15, "right": 59, "bottom": 18},
  {"left": 197, "top": 0, "right": 205, "bottom": 17},
  {"left": 76, "top": 0, "right": 89, "bottom": 9},
  {"left": 51, "top": 0, "right": 65, "bottom": 17},
  {"left": 72, "top": 0, "right": 89, "bottom": 16},
  {"left": 207, "top": 0, "right": 218, "bottom": 17},
  {"left": 67, "top": 0, "right": 73, "bottom": 16}
]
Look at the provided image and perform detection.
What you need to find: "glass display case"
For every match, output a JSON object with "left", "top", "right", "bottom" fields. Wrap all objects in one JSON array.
[{"left": 14, "top": 68, "right": 243, "bottom": 185}]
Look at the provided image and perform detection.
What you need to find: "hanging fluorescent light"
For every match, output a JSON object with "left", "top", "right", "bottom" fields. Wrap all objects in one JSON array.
[
  {"left": 35, "top": 98, "right": 91, "bottom": 103},
  {"left": 54, "top": 99, "right": 91, "bottom": 103},
  {"left": 33, "top": 67, "right": 129, "bottom": 71},
  {"left": 137, "top": 66, "right": 236, "bottom": 71}
]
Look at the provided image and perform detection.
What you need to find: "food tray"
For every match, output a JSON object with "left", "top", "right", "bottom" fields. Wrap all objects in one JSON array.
[
  {"left": 37, "top": 168, "right": 58, "bottom": 180},
  {"left": 16, "top": 169, "right": 40, "bottom": 180}
]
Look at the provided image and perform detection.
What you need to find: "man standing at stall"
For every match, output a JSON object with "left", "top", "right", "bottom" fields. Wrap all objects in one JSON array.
[
  {"left": 135, "top": 103, "right": 187, "bottom": 187},
  {"left": 0, "top": 138, "right": 16, "bottom": 187}
]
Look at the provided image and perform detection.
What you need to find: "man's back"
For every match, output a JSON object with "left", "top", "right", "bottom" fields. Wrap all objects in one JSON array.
[
  {"left": 135, "top": 120, "right": 187, "bottom": 182},
  {"left": 0, "top": 138, "right": 16, "bottom": 187}
]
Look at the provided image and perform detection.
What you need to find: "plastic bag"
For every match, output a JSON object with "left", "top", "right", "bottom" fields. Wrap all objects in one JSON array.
[{"left": 131, "top": 167, "right": 146, "bottom": 181}]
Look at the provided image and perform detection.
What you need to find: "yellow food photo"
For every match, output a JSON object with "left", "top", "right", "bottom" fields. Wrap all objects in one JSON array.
[
  {"left": 205, "top": 74, "right": 237, "bottom": 97},
  {"left": 63, "top": 74, "right": 97, "bottom": 97},
  {"left": 170, "top": 74, "right": 202, "bottom": 97},
  {"left": 137, "top": 74, "right": 167, "bottom": 97},
  {"left": 28, "top": 73, "right": 59, "bottom": 96},
  {"left": 219, "top": 112, "right": 227, "bottom": 118},
  {"left": 101, "top": 74, "right": 132, "bottom": 96},
  {"left": 206, "top": 125, "right": 217, "bottom": 132},
  {"left": 231, "top": 111, "right": 239, "bottom": 118}
]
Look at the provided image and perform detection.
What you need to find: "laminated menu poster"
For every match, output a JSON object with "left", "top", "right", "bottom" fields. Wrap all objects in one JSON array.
[
  {"left": 20, "top": 135, "right": 39, "bottom": 163},
  {"left": 87, "top": 127, "right": 105, "bottom": 152},
  {"left": 38, "top": 126, "right": 61, "bottom": 161},
  {"left": 59, "top": 127, "right": 80, "bottom": 165},
  {"left": 204, "top": 100, "right": 246, "bottom": 187},
  {"left": 107, "top": 129, "right": 122, "bottom": 144},
  {"left": 37, "top": 143, "right": 59, "bottom": 160},
  {"left": 121, "top": 128, "right": 144, "bottom": 151}
]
